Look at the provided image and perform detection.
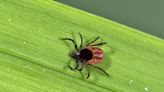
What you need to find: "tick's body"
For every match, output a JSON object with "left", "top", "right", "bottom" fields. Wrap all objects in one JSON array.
[
  {"left": 61, "top": 33, "right": 109, "bottom": 79},
  {"left": 87, "top": 46, "right": 104, "bottom": 64},
  {"left": 74, "top": 47, "right": 104, "bottom": 64}
]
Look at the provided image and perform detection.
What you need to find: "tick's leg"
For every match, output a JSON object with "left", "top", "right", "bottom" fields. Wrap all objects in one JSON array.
[
  {"left": 91, "top": 42, "right": 107, "bottom": 46},
  {"left": 74, "top": 60, "right": 79, "bottom": 69},
  {"left": 68, "top": 65, "right": 74, "bottom": 70},
  {"left": 68, "top": 60, "right": 79, "bottom": 70},
  {"left": 76, "top": 62, "right": 83, "bottom": 72},
  {"left": 85, "top": 65, "right": 90, "bottom": 79},
  {"left": 86, "top": 36, "right": 100, "bottom": 46},
  {"left": 60, "top": 38, "right": 78, "bottom": 51},
  {"left": 78, "top": 32, "right": 83, "bottom": 49},
  {"left": 89, "top": 65, "right": 110, "bottom": 76}
]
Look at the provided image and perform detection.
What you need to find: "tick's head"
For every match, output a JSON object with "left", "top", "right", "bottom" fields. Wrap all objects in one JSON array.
[{"left": 70, "top": 51, "right": 80, "bottom": 59}]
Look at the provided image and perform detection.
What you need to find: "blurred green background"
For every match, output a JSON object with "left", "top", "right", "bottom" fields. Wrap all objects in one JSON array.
[{"left": 56, "top": 0, "right": 164, "bottom": 39}]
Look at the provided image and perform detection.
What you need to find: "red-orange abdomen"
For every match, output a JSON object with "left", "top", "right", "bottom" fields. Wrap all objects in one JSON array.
[{"left": 87, "top": 47, "right": 104, "bottom": 64}]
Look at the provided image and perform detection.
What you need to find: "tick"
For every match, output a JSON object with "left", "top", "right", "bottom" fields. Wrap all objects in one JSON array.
[{"left": 61, "top": 33, "right": 110, "bottom": 79}]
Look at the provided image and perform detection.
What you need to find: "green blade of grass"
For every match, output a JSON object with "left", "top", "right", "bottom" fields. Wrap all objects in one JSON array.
[{"left": 0, "top": 0, "right": 164, "bottom": 92}]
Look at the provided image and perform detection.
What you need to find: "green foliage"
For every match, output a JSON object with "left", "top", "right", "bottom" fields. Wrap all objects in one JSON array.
[{"left": 0, "top": 0, "right": 164, "bottom": 92}]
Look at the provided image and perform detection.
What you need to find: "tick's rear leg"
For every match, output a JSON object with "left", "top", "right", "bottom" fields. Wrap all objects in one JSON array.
[
  {"left": 86, "top": 36, "right": 100, "bottom": 46},
  {"left": 91, "top": 42, "right": 107, "bottom": 46},
  {"left": 89, "top": 64, "right": 110, "bottom": 76}
]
